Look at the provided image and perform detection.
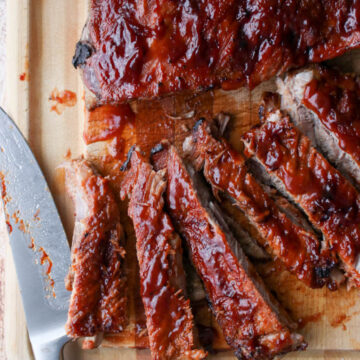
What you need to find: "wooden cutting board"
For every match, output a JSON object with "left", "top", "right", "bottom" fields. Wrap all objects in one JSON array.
[{"left": 3, "top": 0, "right": 360, "bottom": 359}]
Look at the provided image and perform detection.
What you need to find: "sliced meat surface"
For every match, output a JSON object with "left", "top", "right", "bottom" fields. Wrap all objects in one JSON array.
[
  {"left": 184, "top": 119, "right": 336, "bottom": 289},
  {"left": 63, "top": 158, "right": 127, "bottom": 341},
  {"left": 120, "top": 148, "right": 206, "bottom": 360},
  {"left": 243, "top": 95, "right": 360, "bottom": 288},
  {"left": 277, "top": 65, "right": 360, "bottom": 186},
  {"left": 152, "top": 143, "right": 306, "bottom": 360},
  {"left": 75, "top": 0, "right": 360, "bottom": 103}
]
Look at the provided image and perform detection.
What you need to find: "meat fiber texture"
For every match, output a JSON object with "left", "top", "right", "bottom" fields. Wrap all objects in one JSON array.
[
  {"left": 242, "top": 95, "right": 360, "bottom": 289},
  {"left": 183, "top": 119, "right": 336, "bottom": 289},
  {"left": 151, "top": 143, "right": 306, "bottom": 360},
  {"left": 277, "top": 65, "right": 360, "bottom": 187}
]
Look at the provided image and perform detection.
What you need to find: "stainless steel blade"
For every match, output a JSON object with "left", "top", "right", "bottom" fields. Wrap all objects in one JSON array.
[{"left": 0, "top": 108, "right": 71, "bottom": 359}]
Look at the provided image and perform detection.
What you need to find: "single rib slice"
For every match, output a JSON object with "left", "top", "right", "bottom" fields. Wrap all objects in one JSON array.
[
  {"left": 152, "top": 143, "right": 306, "bottom": 360},
  {"left": 184, "top": 119, "right": 336, "bottom": 289},
  {"left": 75, "top": 1, "right": 360, "bottom": 103},
  {"left": 277, "top": 65, "right": 360, "bottom": 186},
  {"left": 120, "top": 148, "right": 206, "bottom": 360},
  {"left": 242, "top": 95, "right": 360, "bottom": 288},
  {"left": 63, "top": 158, "right": 127, "bottom": 345}
]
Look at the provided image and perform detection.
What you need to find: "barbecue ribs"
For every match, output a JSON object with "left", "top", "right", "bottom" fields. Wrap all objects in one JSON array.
[
  {"left": 184, "top": 119, "right": 336, "bottom": 289},
  {"left": 63, "top": 159, "right": 127, "bottom": 347},
  {"left": 243, "top": 94, "right": 360, "bottom": 288},
  {"left": 151, "top": 143, "right": 306, "bottom": 360},
  {"left": 120, "top": 148, "right": 206, "bottom": 359},
  {"left": 277, "top": 65, "right": 360, "bottom": 187},
  {"left": 74, "top": 0, "right": 360, "bottom": 103}
]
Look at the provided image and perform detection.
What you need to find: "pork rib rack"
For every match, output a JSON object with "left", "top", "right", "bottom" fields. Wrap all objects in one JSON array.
[
  {"left": 243, "top": 94, "right": 360, "bottom": 288},
  {"left": 151, "top": 143, "right": 306, "bottom": 360},
  {"left": 74, "top": 1, "right": 360, "bottom": 103},
  {"left": 184, "top": 119, "right": 336, "bottom": 289},
  {"left": 63, "top": 159, "right": 127, "bottom": 348},
  {"left": 120, "top": 148, "right": 206, "bottom": 360}
]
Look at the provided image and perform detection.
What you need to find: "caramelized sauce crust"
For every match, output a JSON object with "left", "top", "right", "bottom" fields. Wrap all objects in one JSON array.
[
  {"left": 152, "top": 145, "right": 305, "bottom": 359},
  {"left": 303, "top": 66, "right": 360, "bottom": 165},
  {"left": 83, "top": 0, "right": 360, "bottom": 102},
  {"left": 65, "top": 160, "right": 127, "bottom": 338},
  {"left": 243, "top": 104, "right": 360, "bottom": 286},
  {"left": 190, "top": 121, "right": 335, "bottom": 288},
  {"left": 120, "top": 150, "right": 206, "bottom": 359}
]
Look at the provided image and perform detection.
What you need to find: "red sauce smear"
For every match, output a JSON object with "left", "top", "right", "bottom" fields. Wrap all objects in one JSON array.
[
  {"left": 12, "top": 211, "right": 28, "bottom": 233},
  {"left": 330, "top": 313, "right": 351, "bottom": 328},
  {"left": 29, "top": 237, "right": 35, "bottom": 250},
  {"left": 33, "top": 209, "right": 40, "bottom": 222},
  {"left": 38, "top": 246, "right": 53, "bottom": 274},
  {"left": 0, "top": 172, "right": 12, "bottom": 234},
  {"left": 83, "top": 0, "right": 360, "bottom": 102},
  {"left": 49, "top": 89, "right": 77, "bottom": 115},
  {"left": 19, "top": 73, "right": 27, "bottom": 81},
  {"left": 83, "top": 104, "right": 135, "bottom": 145},
  {"left": 38, "top": 246, "right": 55, "bottom": 298},
  {"left": 303, "top": 66, "right": 360, "bottom": 165},
  {"left": 297, "top": 312, "right": 323, "bottom": 329}
]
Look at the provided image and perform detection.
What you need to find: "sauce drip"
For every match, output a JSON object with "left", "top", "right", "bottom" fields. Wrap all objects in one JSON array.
[
  {"left": 0, "top": 172, "right": 12, "bottom": 234},
  {"left": 49, "top": 89, "right": 77, "bottom": 115},
  {"left": 19, "top": 73, "right": 27, "bottom": 81},
  {"left": 84, "top": 104, "right": 135, "bottom": 144}
]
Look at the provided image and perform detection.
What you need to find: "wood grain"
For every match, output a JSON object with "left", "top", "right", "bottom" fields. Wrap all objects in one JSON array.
[{"left": 3, "top": 0, "right": 360, "bottom": 359}]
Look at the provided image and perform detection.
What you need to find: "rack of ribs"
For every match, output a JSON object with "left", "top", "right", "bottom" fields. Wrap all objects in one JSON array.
[
  {"left": 63, "top": 158, "right": 127, "bottom": 348},
  {"left": 120, "top": 148, "right": 206, "bottom": 359},
  {"left": 74, "top": 1, "right": 360, "bottom": 103},
  {"left": 183, "top": 119, "right": 336, "bottom": 289},
  {"left": 277, "top": 65, "right": 360, "bottom": 187},
  {"left": 151, "top": 143, "right": 306, "bottom": 360},
  {"left": 243, "top": 94, "right": 360, "bottom": 288}
]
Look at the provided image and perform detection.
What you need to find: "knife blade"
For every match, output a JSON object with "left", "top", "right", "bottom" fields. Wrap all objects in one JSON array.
[{"left": 0, "top": 108, "right": 71, "bottom": 360}]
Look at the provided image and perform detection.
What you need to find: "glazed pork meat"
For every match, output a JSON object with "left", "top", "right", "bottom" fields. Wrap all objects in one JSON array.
[
  {"left": 63, "top": 159, "right": 127, "bottom": 347},
  {"left": 277, "top": 65, "right": 360, "bottom": 186},
  {"left": 151, "top": 143, "right": 306, "bottom": 360},
  {"left": 120, "top": 148, "right": 206, "bottom": 360},
  {"left": 183, "top": 119, "right": 336, "bottom": 289},
  {"left": 74, "top": 0, "right": 360, "bottom": 103},
  {"left": 243, "top": 94, "right": 360, "bottom": 288}
]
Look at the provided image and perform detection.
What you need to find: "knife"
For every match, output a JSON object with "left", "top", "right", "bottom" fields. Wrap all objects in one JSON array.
[{"left": 0, "top": 108, "right": 71, "bottom": 360}]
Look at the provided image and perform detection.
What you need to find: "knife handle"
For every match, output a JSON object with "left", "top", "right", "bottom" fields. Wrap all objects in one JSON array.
[{"left": 32, "top": 335, "right": 69, "bottom": 360}]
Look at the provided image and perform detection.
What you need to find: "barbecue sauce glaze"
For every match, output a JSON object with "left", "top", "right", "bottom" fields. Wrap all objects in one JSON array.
[
  {"left": 243, "top": 106, "right": 360, "bottom": 287},
  {"left": 83, "top": 0, "right": 360, "bottom": 101},
  {"left": 190, "top": 121, "right": 335, "bottom": 289},
  {"left": 153, "top": 146, "right": 305, "bottom": 358},
  {"left": 303, "top": 67, "right": 360, "bottom": 165}
]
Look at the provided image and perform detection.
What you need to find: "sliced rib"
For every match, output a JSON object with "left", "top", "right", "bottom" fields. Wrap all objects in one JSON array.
[
  {"left": 75, "top": 1, "right": 360, "bottom": 103},
  {"left": 63, "top": 158, "right": 127, "bottom": 344},
  {"left": 242, "top": 95, "right": 360, "bottom": 288},
  {"left": 151, "top": 143, "right": 306, "bottom": 360},
  {"left": 277, "top": 65, "right": 360, "bottom": 186},
  {"left": 184, "top": 119, "right": 336, "bottom": 289},
  {"left": 120, "top": 149, "right": 206, "bottom": 360}
]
